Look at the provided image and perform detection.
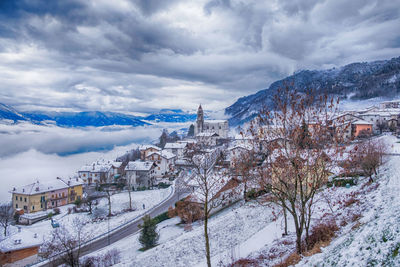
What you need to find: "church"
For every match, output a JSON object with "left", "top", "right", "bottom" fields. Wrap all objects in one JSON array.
[{"left": 194, "top": 105, "right": 229, "bottom": 138}]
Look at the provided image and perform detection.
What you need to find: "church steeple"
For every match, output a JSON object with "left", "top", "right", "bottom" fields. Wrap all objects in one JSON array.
[{"left": 196, "top": 104, "right": 204, "bottom": 134}]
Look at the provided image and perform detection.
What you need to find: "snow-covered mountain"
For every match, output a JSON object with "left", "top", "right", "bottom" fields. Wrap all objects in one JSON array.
[
  {"left": 0, "top": 104, "right": 196, "bottom": 127},
  {"left": 140, "top": 109, "right": 197, "bottom": 123},
  {"left": 226, "top": 56, "right": 400, "bottom": 126}
]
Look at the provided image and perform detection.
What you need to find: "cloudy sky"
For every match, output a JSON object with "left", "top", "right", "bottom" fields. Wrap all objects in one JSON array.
[{"left": 0, "top": 0, "right": 399, "bottom": 113}]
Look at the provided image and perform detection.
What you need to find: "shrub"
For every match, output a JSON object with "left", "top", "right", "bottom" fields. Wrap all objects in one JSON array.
[
  {"left": 327, "top": 177, "right": 358, "bottom": 187},
  {"left": 137, "top": 186, "right": 147, "bottom": 191},
  {"left": 157, "top": 182, "right": 171, "bottom": 189},
  {"left": 229, "top": 258, "right": 259, "bottom": 267},
  {"left": 167, "top": 206, "right": 177, "bottom": 218},
  {"left": 273, "top": 252, "right": 301, "bottom": 267},
  {"left": 343, "top": 197, "right": 360, "bottom": 207},
  {"left": 47, "top": 212, "right": 53, "bottom": 219},
  {"left": 306, "top": 221, "right": 339, "bottom": 251},
  {"left": 53, "top": 208, "right": 60, "bottom": 215},
  {"left": 152, "top": 212, "right": 169, "bottom": 224},
  {"left": 175, "top": 196, "right": 203, "bottom": 224},
  {"left": 74, "top": 198, "right": 82, "bottom": 207}
]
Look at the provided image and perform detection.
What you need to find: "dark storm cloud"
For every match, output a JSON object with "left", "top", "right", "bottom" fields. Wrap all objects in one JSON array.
[{"left": 0, "top": 0, "right": 399, "bottom": 113}]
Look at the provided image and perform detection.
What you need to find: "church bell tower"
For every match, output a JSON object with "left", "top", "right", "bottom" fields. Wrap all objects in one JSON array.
[{"left": 196, "top": 104, "right": 204, "bottom": 134}]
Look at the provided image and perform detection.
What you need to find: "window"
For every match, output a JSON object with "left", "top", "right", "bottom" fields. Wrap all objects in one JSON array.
[
  {"left": 15, "top": 196, "right": 18, "bottom": 201},
  {"left": 41, "top": 203, "right": 43, "bottom": 209},
  {"left": 95, "top": 174, "right": 97, "bottom": 177},
  {"left": 23, "top": 205, "right": 27, "bottom": 210},
  {"left": 32, "top": 206, "right": 35, "bottom": 210},
  {"left": 20, "top": 197, "right": 22, "bottom": 201},
  {"left": 24, "top": 197, "right": 27, "bottom": 202}
]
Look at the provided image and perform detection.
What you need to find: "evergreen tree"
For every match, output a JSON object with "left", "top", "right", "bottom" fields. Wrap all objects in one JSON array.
[
  {"left": 139, "top": 215, "right": 159, "bottom": 249},
  {"left": 158, "top": 129, "right": 169, "bottom": 149},
  {"left": 188, "top": 124, "right": 195, "bottom": 137}
]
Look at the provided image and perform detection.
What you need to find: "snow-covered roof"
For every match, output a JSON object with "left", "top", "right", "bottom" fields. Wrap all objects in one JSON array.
[
  {"left": 139, "top": 145, "right": 161, "bottom": 151},
  {"left": 111, "top": 161, "right": 122, "bottom": 168},
  {"left": 352, "top": 119, "right": 373, "bottom": 125},
  {"left": 125, "top": 161, "right": 154, "bottom": 171},
  {"left": 10, "top": 179, "right": 70, "bottom": 195},
  {"left": 196, "top": 132, "right": 219, "bottom": 137},
  {"left": 79, "top": 160, "right": 112, "bottom": 173},
  {"left": 164, "top": 142, "right": 187, "bottom": 149},
  {"left": 146, "top": 150, "right": 176, "bottom": 160},
  {"left": 204, "top": 120, "right": 228, "bottom": 123},
  {"left": 0, "top": 231, "right": 43, "bottom": 253},
  {"left": 58, "top": 177, "right": 85, "bottom": 187}
]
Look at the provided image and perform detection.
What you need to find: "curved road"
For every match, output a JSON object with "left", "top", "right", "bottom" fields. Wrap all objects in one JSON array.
[{"left": 35, "top": 189, "right": 184, "bottom": 267}]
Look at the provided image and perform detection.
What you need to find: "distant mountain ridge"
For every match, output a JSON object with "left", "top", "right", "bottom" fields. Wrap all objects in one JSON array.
[
  {"left": 0, "top": 105, "right": 197, "bottom": 127},
  {"left": 226, "top": 56, "right": 400, "bottom": 126}
]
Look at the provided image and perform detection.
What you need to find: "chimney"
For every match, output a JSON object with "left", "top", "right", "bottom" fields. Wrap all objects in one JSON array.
[
  {"left": 22, "top": 189, "right": 25, "bottom": 193},
  {"left": 13, "top": 187, "right": 16, "bottom": 191},
  {"left": 68, "top": 181, "right": 71, "bottom": 185}
]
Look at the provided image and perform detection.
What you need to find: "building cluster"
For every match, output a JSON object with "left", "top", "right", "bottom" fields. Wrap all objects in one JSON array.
[{"left": 333, "top": 100, "right": 400, "bottom": 139}]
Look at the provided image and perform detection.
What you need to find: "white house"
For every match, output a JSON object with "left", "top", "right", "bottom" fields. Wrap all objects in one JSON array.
[
  {"left": 164, "top": 142, "right": 187, "bottom": 158},
  {"left": 125, "top": 161, "right": 156, "bottom": 188},
  {"left": 78, "top": 160, "right": 113, "bottom": 184},
  {"left": 145, "top": 150, "right": 176, "bottom": 178}
]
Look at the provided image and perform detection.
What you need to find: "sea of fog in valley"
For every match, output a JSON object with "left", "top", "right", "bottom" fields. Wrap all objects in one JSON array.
[{"left": 0, "top": 122, "right": 188, "bottom": 202}]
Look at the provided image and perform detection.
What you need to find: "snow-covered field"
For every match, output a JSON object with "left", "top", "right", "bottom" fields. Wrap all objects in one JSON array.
[
  {"left": 0, "top": 187, "right": 172, "bottom": 255},
  {"left": 85, "top": 199, "right": 279, "bottom": 267}
]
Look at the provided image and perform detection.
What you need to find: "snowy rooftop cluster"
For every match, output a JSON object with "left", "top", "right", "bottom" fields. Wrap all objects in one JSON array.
[
  {"left": 164, "top": 142, "right": 187, "bottom": 149},
  {"left": 79, "top": 159, "right": 121, "bottom": 173},
  {"left": 146, "top": 150, "right": 176, "bottom": 160}
]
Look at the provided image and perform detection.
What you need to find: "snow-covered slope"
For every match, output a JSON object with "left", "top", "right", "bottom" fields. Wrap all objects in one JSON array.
[{"left": 297, "top": 136, "right": 400, "bottom": 267}]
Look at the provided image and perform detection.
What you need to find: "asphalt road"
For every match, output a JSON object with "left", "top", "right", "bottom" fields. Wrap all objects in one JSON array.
[{"left": 34, "top": 189, "right": 183, "bottom": 267}]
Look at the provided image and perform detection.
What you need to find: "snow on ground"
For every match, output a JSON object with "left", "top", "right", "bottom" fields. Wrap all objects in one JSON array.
[
  {"left": 83, "top": 217, "right": 184, "bottom": 265},
  {"left": 296, "top": 137, "right": 400, "bottom": 267},
  {"left": 0, "top": 188, "right": 172, "bottom": 253},
  {"left": 91, "top": 200, "right": 277, "bottom": 267}
]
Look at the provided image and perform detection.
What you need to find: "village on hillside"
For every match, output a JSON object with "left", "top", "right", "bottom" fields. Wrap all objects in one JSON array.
[{"left": 1, "top": 99, "right": 400, "bottom": 266}]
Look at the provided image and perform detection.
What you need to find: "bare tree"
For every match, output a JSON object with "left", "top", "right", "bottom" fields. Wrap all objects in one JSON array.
[
  {"left": 82, "top": 192, "right": 99, "bottom": 214},
  {"left": 347, "top": 138, "right": 387, "bottom": 183},
  {"left": 231, "top": 147, "right": 256, "bottom": 202},
  {"left": 186, "top": 145, "right": 236, "bottom": 267},
  {"left": 126, "top": 174, "right": 134, "bottom": 211},
  {"left": 0, "top": 203, "right": 13, "bottom": 236},
  {"left": 250, "top": 87, "right": 345, "bottom": 254},
  {"left": 105, "top": 189, "right": 112, "bottom": 217},
  {"left": 376, "top": 120, "right": 388, "bottom": 134},
  {"left": 40, "top": 218, "right": 91, "bottom": 267}
]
